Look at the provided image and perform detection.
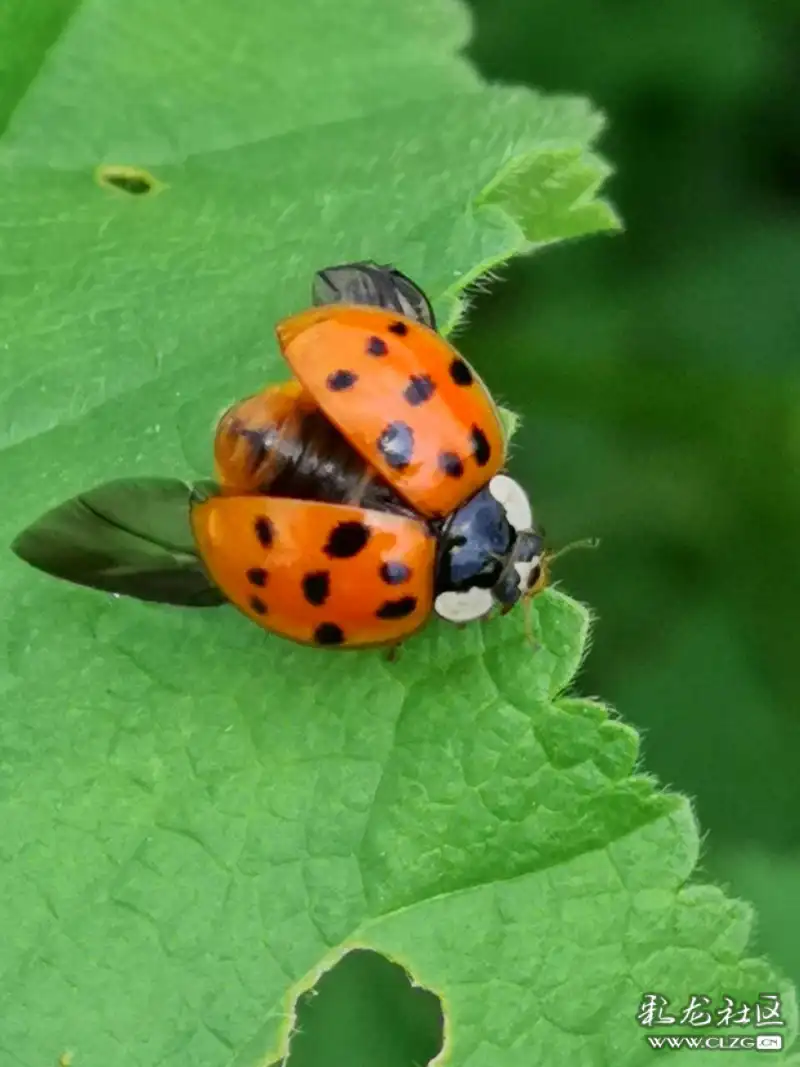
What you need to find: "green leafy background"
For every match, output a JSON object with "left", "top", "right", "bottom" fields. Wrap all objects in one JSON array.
[{"left": 1, "top": 1, "right": 797, "bottom": 1065}]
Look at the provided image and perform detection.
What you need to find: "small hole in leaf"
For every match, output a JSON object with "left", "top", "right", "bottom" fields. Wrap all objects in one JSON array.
[
  {"left": 95, "top": 164, "right": 163, "bottom": 197},
  {"left": 282, "top": 949, "right": 444, "bottom": 1067}
]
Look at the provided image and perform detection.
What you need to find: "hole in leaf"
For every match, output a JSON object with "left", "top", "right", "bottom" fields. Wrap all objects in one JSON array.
[
  {"left": 282, "top": 949, "right": 444, "bottom": 1067},
  {"left": 95, "top": 164, "right": 163, "bottom": 197}
]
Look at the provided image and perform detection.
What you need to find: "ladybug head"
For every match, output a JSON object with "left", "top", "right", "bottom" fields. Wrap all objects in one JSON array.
[{"left": 433, "top": 475, "right": 544, "bottom": 624}]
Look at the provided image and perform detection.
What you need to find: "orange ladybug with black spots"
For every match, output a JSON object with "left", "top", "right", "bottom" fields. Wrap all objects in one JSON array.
[
  {"left": 192, "top": 302, "right": 546, "bottom": 650},
  {"left": 11, "top": 263, "right": 552, "bottom": 651}
]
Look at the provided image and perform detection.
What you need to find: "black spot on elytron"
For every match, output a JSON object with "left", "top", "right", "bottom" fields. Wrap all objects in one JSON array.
[
  {"left": 314, "top": 622, "right": 345, "bottom": 646},
  {"left": 388, "top": 320, "right": 408, "bottom": 336},
  {"left": 249, "top": 596, "right": 267, "bottom": 615},
  {"left": 254, "top": 516, "right": 274, "bottom": 548},
  {"left": 403, "top": 374, "right": 436, "bottom": 406},
  {"left": 246, "top": 567, "right": 268, "bottom": 587},
  {"left": 449, "top": 357, "right": 473, "bottom": 387},
  {"left": 380, "top": 561, "right": 411, "bottom": 585},
  {"left": 376, "top": 596, "right": 418, "bottom": 620},
  {"left": 438, "top": 451, "right": 464, "bottom": 478},
  {"left": 377, "top": 421, "right": 414, "bottom": 470},
  {"left": 326, "top": 369, "right": 358, "bottom": 391},
  {"left": 302, "top": 570, "right": 331, "bottom": 606},
  {"left": 366, "top": 335, "right": 388, "bottom": 357},
  {"left": 324, "top": 521, "right": 371, "bottom": 559},
  {"left": 471, "top": 425, "right": 491, "bottom": 467}
]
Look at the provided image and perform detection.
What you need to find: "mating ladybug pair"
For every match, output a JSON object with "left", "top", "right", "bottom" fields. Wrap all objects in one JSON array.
[{"left": 13, "top": 263, "right": 549, "bottom": 653}]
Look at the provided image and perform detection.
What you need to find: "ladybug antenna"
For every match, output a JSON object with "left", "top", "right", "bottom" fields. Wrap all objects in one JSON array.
[
  {"left": 519, "top": 536, "right": 599, "bottom": 652},
  {"left": 546, "top": 536, "right": 600, "bottom": 566}
]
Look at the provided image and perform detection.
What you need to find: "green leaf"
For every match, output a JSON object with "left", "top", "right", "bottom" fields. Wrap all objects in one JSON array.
[
  {"left": 3, "top": 589, "right": 797, "bottom": 1066},
  {"left": 498, "top": 405, "right": 522, "bottom": 445},
  {"left": 476, "top": 147, "right": 622, "bottom": 249},
  {"left": 0, "top": 4, "right": 618, "bottom": 485},
  {"left": 0, "top": 1, "right": 793, "bottom": 1066}
]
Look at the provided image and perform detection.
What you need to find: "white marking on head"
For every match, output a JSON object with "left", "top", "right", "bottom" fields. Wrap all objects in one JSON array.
[
  {"left": 513, "top": 554, "right": 542, "bottom": 596},
  {"left": 488, "top": 474, "right": 533, "bottom": 532},
  {"left": 434, "top": 587, "right": 494, "bottom": 624}
]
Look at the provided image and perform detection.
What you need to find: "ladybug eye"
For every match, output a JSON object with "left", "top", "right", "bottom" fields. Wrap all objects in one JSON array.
[
  {"left": 488, "top": 475, "right": 533, "bottom": 532},
  {"left": 434, "top": 587, "right": 494, "bottom": 624}
]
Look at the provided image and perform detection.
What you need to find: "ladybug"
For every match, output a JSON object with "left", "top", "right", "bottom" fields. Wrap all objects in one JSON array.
[
  {"left": 12, "top": 263, "right": 550, "bottom": 654},
  {"left": 191, "top": 298, "right": 546, "bottom": 651}
]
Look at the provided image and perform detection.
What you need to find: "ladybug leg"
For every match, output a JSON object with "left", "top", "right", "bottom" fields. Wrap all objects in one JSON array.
[
  {"left": 384, "top": 642, "right": 403, "bottom": 663},
  {"left": 522, "top": 596, "right": 540, "bottom": 650},
  {"left": 482, "top": 605, "right": 508, "bottom": 624}
]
